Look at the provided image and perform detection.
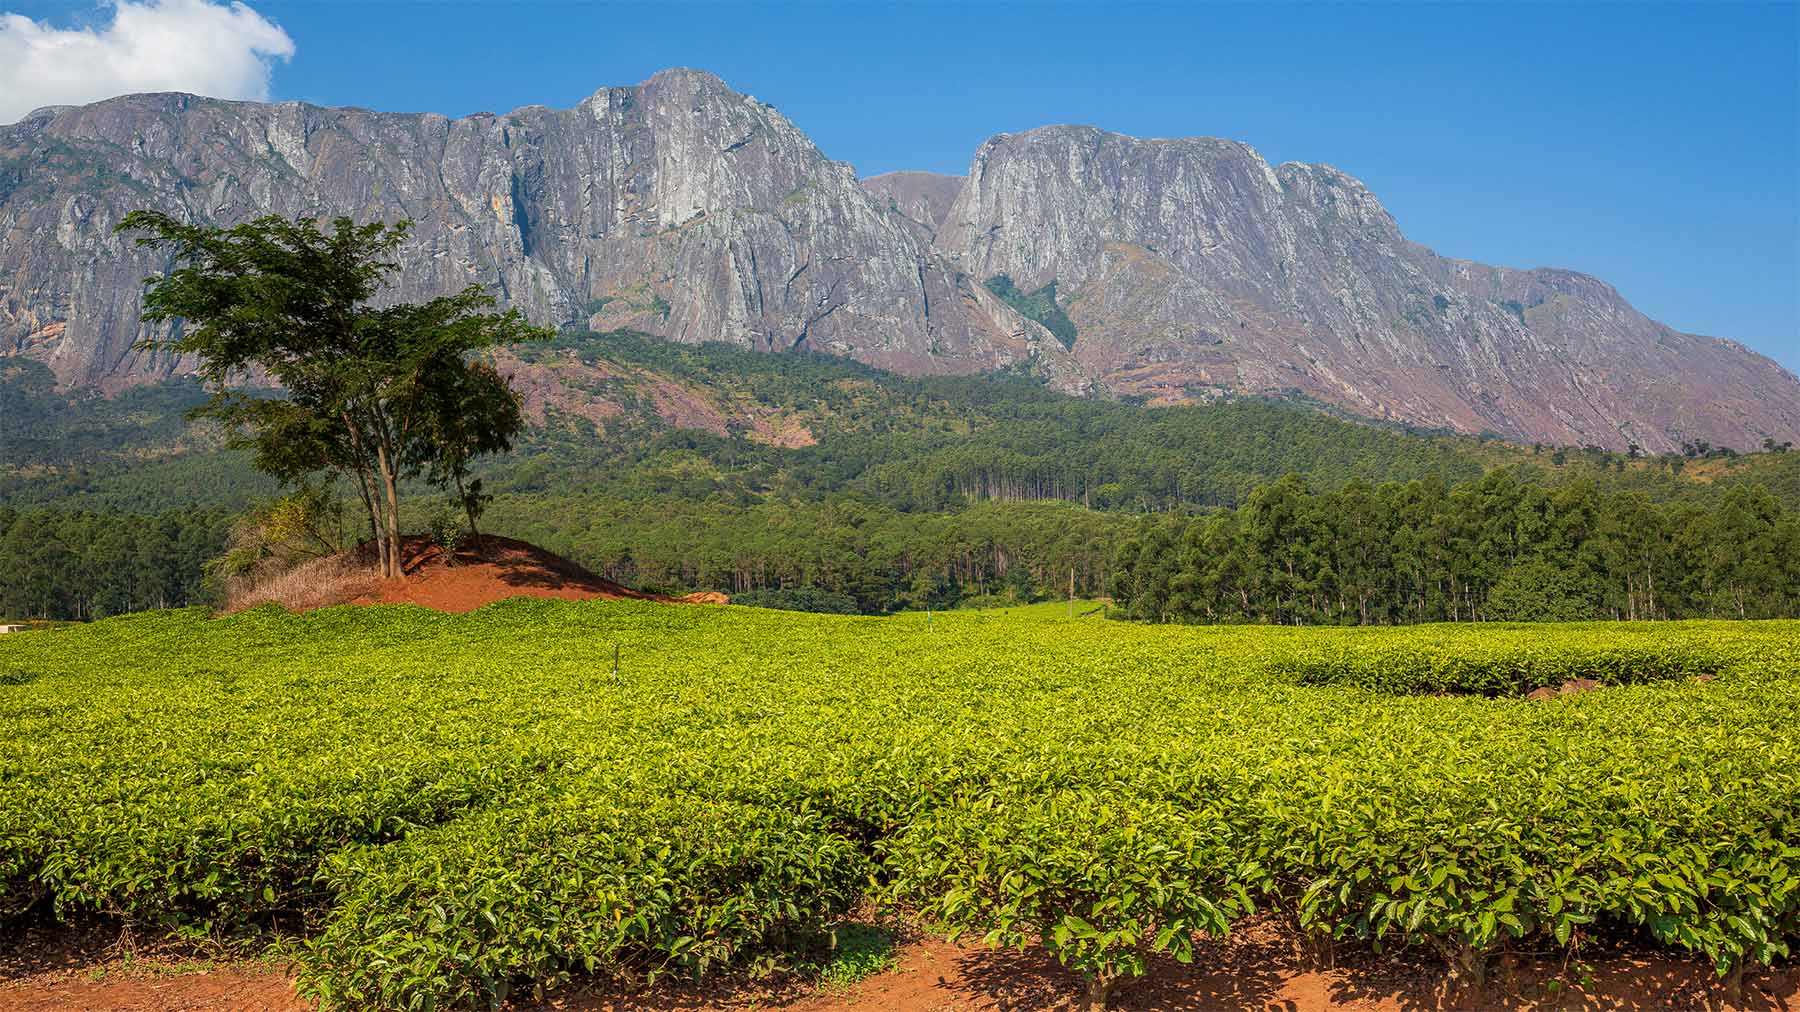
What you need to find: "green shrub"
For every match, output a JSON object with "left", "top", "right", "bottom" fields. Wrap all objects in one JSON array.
[
  {"left": 887, "top": 788, "right": 1257, "bottom": 1007},
  {"left": 298, "top": 793, "right": 866, "bottom": 1008},
  {"left": 425, "top": 508, "right": 468, "bottom": 560},
  {"left": 1266, "top": 628, "right": 1727, "bottom": 695}
]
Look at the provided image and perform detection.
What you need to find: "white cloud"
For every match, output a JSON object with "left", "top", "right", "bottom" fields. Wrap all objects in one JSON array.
[{"left": 0, "top": 0, "right": 294, "bottom": 124}]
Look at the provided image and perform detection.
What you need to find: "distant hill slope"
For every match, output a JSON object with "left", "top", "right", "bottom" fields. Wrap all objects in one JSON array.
[
  {"left": 2, "top": 67, "right": 1796, "bottom": 451},
  {"left": 9, "top": 329, "right": 1798, "bottom": 516}
]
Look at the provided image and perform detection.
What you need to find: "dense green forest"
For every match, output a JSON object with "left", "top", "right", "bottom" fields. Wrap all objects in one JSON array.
[
  {"left": 0, "top": 505, "right": 231, "bottom": 621},
  {"left": 486, "top": 496, "right": 1131, "bottom": 612},
  {"left": 1111, "top": 472, "right": 1800, "bottom": 624},
  {"left": 4, "top": 332, "right": 1798, "bottom": 621}
]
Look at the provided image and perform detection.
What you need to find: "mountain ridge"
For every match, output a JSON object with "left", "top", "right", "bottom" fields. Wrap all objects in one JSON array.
[{"left": 2, "top": 67, "right": 1795, "bottom": 452}]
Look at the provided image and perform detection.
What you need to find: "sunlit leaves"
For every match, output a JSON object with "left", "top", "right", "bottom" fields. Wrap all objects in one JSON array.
[{"left": 0, "top": 604, "right": 1796, "bottom": 1008}]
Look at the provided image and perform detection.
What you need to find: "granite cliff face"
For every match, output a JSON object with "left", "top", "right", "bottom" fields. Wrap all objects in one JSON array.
[
  {"left": 3, "top": 69, "right": 1795, "bottom": 451},
  {"left": 932, "top": 126, "right": 1800, "bottom": 452},
  {"left": 0, "top": 69, "right": 1069, "bottom": 395}
]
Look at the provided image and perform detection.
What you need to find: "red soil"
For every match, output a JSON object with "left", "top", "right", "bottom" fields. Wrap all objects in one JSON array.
[
  {"left": 0, "top": 968, "right": 302, "bottom": 1012},
  {"left": 4, "top": 923, "right": 1793, "bottom": 1012},
  {"left": 346, "top": 535, "right": 725, "bottom": 613}
]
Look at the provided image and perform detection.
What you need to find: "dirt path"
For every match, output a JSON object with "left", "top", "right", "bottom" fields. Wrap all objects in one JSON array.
[{"left": 4, "top": 923, "right": 1795, "bottom": 1012}]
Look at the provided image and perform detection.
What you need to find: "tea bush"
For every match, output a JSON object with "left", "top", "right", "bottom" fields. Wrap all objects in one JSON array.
[{"left": 1, "top": 602, "right": 1796, "bottom": 1008}]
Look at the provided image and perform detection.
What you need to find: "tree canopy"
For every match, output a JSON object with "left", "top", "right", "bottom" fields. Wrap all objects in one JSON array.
[{"left": 117, "top": 212, "right": 549, "bottom": 577}]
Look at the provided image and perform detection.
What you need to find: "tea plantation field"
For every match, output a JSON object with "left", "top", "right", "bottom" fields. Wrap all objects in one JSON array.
[{"left": 2, "top": 602, "right": 1797, "bottom": 1009}]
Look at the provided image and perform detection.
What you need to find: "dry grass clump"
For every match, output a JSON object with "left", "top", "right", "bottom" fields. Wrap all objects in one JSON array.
[{"left": 224, "top": 549, "right": 375, "bottom": 614}]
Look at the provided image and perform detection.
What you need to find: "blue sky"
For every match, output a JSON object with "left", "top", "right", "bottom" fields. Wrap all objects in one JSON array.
[{"left": 7, "top": 1, "right": 1797, "bottom": 370}]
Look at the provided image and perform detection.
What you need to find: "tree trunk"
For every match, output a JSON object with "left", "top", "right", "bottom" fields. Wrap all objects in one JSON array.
[
  {"left": 375, "top": 442, "right": 402, "bottom": 580},
  {"left": 344, "top": 415, "right": 389, "bottom": 579},
  {"left": 353, "top": 467, "right": 385, "bottom": 576},
  {"left": 1079, "top": 969, "right": 1115, "bottom": 1011},
  {"left": 454, "top": 471, "right": 481, "bottom": 555}
]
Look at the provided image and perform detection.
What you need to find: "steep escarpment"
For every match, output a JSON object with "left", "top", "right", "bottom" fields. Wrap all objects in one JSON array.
[
  {"left": 1, "top": 70, "right": 1795, "bottom": 451},
  {"left": 932, "top": 126, "right": 1800, "bottom": 452},
  {"left": 0, "top": 69, "right": 1075, "bottom": 393}
]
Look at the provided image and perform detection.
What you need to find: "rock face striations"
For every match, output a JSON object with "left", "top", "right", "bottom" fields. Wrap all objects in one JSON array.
[
  {"left": 2, "top": 68, "right": 1795, "bottom": 451},
  {"left": 931, "top": 126, "right": 1800, "bottom": 452},
  {"left": 0, "top": 69, "right": 1065, "bottom": 396}
]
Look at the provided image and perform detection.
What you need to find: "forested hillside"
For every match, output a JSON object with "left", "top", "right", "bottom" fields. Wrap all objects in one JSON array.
[
  {"left": 4, "top": 331, "right": 1798, "bottom": 621},
  {"left": 0, "top": 506, "right": 230, "bottom": 621}
]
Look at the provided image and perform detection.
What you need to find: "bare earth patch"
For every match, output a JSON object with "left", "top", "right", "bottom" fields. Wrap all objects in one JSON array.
[
  {"left": 348, "top": 535, "right": 688, "bottom": 613},
  {"left": 0, "top": 922, "right": 302, "bottom": 1012},
  {"left": 226, "top": 535, "right": 727, "bottom": 615},
  {"left": 0, "top": 968, "right": 306, "bottom": 1012}
]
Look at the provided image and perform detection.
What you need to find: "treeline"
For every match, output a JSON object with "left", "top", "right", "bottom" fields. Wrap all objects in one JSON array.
[
  {"left": 485, "top": 495, "right": 1132, "bottom": 613},
  {"left": 11, "top": 468, "right": 1800, "bottom": 623},
  {"left": 11, "top": 329, "right": 1800, "bottom": 622},
  {"left": 0, "top": 506, "right": 232, "bottom": 621},
  {"left": 1110, "top": 471, "right": 1800, "bottom": 624},
  {"left": 1, "top": 495, "right": 1126, "bottom": 620}
]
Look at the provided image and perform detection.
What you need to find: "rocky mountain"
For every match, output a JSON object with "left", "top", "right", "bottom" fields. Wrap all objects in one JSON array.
[
  {"left": 2, "top": 67, "right": 1795, "bottom": 452},
  {"left": 861, "top": 171, "right": 962, "bottom": 240},
  {"left": 0, "top": 69, "right": 1068, "bottom": 396},
  {"left": 932, "top": 126, "right": 1800, "bottom": 452}
]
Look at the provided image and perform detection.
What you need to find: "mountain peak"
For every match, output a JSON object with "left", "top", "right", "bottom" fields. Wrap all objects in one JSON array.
[
  {"left": 0, "top": 71, "right": 1794, "bottom": 452},
  {"left": 643, "top": 66, "right": 731, "bottom": 88}
]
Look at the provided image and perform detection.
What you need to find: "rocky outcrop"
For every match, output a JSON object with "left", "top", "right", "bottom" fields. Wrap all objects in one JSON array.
[{"left": 2, "top": 70, "right": 1795, "bottom": 451}]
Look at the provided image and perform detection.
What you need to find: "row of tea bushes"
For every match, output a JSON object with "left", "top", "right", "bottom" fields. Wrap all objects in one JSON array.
[{"left": 2, "top": 603, "right": 1796, "bottom": 1007}]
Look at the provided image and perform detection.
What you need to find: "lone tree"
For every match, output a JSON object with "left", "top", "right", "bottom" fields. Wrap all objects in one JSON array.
[{"left": 118, "top": 212, "right": 549, "bottom": 579}]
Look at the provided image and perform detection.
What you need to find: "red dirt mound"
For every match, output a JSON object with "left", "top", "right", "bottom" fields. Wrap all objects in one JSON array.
[{"left": 345, "top": 535, "right": 724, "bottom": 613}]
